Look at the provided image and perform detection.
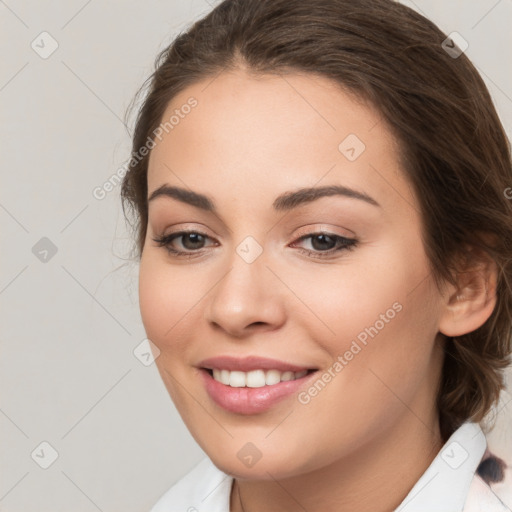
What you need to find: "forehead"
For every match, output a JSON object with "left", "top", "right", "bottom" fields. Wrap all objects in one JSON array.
[{"left": 147, "top": 69, "right": 414, "bottom": 216}]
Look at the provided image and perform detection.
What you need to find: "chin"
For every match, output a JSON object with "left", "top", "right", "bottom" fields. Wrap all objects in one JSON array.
[{"left": 205, "top": 443, "right": 318, "bottom": 481}]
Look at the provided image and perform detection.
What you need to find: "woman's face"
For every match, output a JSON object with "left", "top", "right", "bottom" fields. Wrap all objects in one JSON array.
[{"left": 139, "top": 69, "right": 446, "bottom": 479}]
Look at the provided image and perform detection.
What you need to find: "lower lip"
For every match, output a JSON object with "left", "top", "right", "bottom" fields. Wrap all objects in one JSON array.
[{"left": 200, "top": 368, "right": 317, "bottom": 414}]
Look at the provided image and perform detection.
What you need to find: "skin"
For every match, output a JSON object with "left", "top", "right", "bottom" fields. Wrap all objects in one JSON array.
[{"left": 139, "top": 68, "right": 497, "bottom": 512}]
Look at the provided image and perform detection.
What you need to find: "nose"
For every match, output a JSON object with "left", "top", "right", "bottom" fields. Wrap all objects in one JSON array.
[{"left": 204, "top": 247, "right": 287, "bottom": 338}]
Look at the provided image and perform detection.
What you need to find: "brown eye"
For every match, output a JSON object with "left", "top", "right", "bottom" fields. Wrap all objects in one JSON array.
[
  {"left": 152, "top": 230, "right": 216, "bottom": 258},
  {"left": 179, "top": 232, "right": 207, "bottom": 250},
  {"left": 309, "top": 234, "right": 337, "bottom": 251},
  {"left": 291, "top": 232, "right": 357, "bottom": 259}
]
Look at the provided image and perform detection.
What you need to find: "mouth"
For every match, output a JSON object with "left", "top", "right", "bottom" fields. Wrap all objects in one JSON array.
[
  {"left": 202, "top": 367, "right": 317, "bottom": 388},
  {"left": 199, "top": 365, "right": 319, "bottom": 414}
]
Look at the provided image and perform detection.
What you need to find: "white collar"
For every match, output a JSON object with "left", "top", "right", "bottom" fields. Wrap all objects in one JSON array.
[{"left": 396, "top": 421, "right": 486, "bottom": 511}]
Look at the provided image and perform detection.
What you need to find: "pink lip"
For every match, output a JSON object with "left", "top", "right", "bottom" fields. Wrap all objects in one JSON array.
[
  {"left": 199, "top": 367, "right": 318, "bottom": 415},
  {"left": 198, "top": 355, "right": 314, "bottom": 372}
]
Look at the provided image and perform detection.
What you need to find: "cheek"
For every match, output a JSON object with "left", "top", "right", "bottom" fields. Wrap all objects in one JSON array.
[
  {"left": 138, "top": 257, "right": 168, "bottom": 344},
  {"left": 292, "top": 239, "right": 441, "bottom": 395},
  {"left": 284, "top": 244, "right": 415, "bottom": 351},
  {"left": 298, "top": 255, "right": 441, "bottom": 431},
  {"left": 138, "top": 252, "right": 201, "bottom": 350},
  {"left": 138, "top": 253, "right": 205, "bottom": 411}
]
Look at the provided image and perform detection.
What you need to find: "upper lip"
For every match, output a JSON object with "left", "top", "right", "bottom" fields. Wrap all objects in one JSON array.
[{"left": 198, "top": 355, "right": 316, "bottom": 372}]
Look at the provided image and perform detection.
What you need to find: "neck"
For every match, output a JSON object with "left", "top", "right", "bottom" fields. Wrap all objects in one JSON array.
[{"left": 230, "top": 412, "right": 443, "bottom": 512}]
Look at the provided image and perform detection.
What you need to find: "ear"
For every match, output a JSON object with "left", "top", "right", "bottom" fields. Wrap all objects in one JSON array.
[{"left": 438, "top": 246, "right": 498, "bottom": 337}]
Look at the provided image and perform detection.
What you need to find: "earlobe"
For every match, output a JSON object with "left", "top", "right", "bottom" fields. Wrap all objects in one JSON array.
[{"left": 438, "top": 249, "right": 498, "bottom": 338}]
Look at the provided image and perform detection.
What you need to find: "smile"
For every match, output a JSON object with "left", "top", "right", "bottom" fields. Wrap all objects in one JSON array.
[
  {"left": 208, "top": 368, "right": 313, "bottom": 388},
  {"left": 200, "top": 367, "right": 318, "bottom": 414}
]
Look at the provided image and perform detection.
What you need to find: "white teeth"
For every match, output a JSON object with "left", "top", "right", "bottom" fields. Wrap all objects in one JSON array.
[
  {"left": 210, "top": 368, "right": 311, "bottom": 388},
  {"left": 247, "top": 370, "right": 266, "bottom": 388},
  {"left": 265, "top": 369, "right": 281, "bottom": 386},
  {"left": 229, "top": 371, "right": 246, "bottom": 388},
  {"left": 220, "top": 369, "right": 230, "bottom": 385}
]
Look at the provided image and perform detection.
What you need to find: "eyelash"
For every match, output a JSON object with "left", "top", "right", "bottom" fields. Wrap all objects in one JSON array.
[{"left": 152, "top": 230, "right": 358, "bottom": 260}]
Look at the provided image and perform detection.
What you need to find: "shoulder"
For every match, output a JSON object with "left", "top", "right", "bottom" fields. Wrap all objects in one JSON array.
[
  {"left": 463, "top": 472, "right": 511, "bottom": 512},
  {"left": 150, "top": 457, "right": 233, "bottom": 512}
]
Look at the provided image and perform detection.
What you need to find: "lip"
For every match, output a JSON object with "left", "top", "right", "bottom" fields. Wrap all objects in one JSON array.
[
  {"left": 199, "top": 366, "right": 318, "bottom": 415},
  {"left": 198, "top": 355, "right": 315, "bottom": 373}
]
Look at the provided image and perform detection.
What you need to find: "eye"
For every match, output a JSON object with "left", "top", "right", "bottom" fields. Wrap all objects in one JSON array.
[
  {"left": 152, "top": 230, "right": 216, "bottom": 258},
  {"left": 290, "top": 232, "right": 357, "bottom": 259}
]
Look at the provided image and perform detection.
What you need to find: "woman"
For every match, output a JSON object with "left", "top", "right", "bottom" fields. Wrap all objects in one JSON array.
[{"left": 121, "top": 0, "right": 512, "bottom": 510}]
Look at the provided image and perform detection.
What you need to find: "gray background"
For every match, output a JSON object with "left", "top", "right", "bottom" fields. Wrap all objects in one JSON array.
[{"left": 1, "top": 1, "right": 511, "bottom": 511}]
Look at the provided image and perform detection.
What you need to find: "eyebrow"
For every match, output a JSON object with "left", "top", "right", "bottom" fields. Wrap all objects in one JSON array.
[{"left": 147, "top": 184, "right": 380, "bottom": 211}]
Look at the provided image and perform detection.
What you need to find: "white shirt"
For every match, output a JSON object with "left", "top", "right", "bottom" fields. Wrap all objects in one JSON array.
[{"left": 151, "top": 422, "right": 510, "bottom": 512}]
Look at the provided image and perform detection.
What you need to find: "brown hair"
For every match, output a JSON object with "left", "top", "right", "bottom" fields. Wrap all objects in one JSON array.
[{"left": 121, "top": 0, "right": 512, "bottom": 441}]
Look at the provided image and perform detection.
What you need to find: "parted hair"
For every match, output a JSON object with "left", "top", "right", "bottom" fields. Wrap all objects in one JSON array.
[{"left": 121, "top": 0, "right": 512, "bottom": 441}]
